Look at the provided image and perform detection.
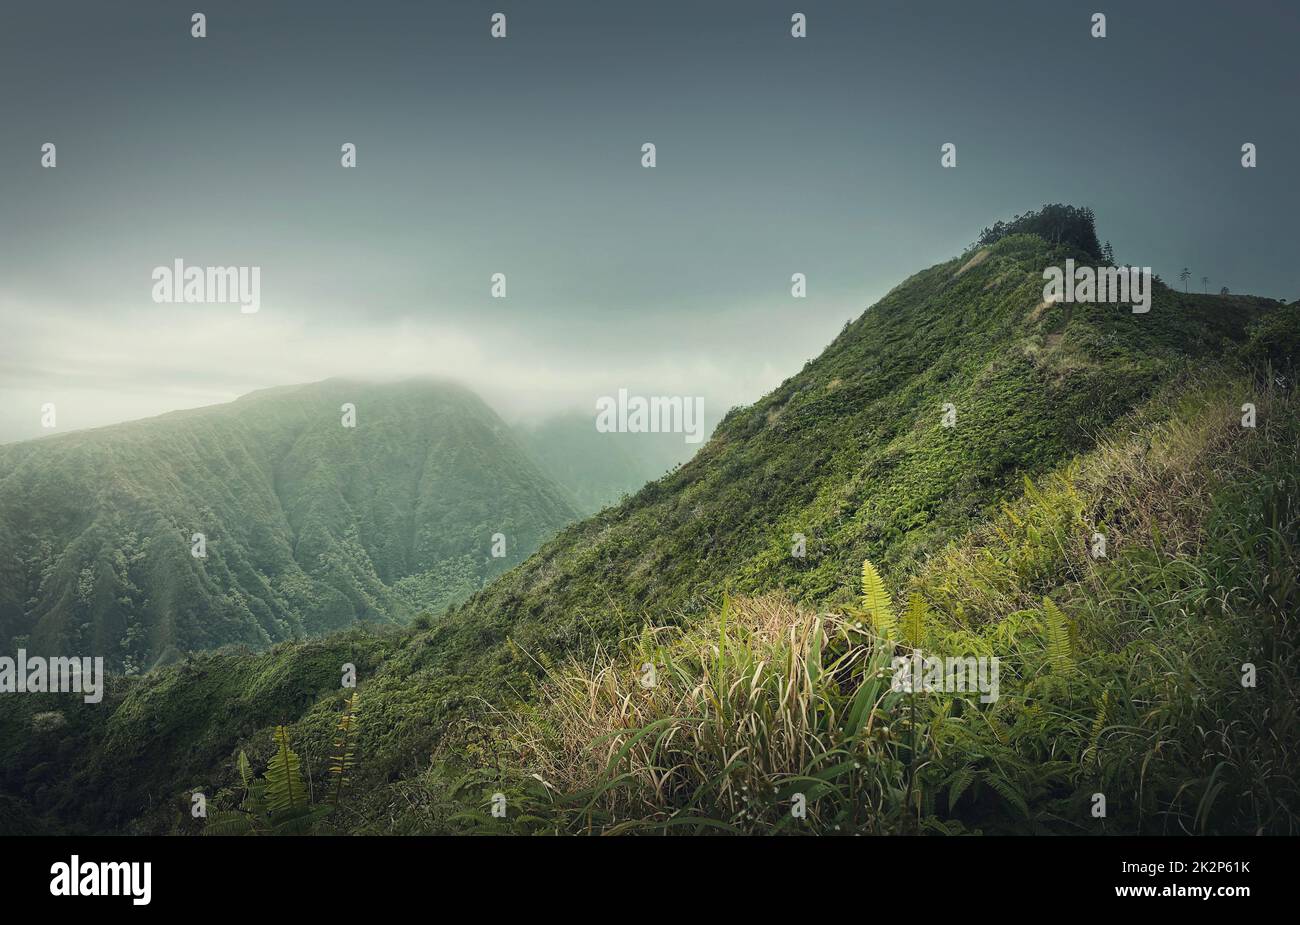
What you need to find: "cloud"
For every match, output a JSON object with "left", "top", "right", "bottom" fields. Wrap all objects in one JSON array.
[{"left": 0, "top": 289, "right": 857, "bottom": 444}]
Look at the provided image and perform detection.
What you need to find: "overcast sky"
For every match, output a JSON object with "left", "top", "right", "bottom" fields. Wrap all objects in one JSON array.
[{"left": 1, "top": 0, "right": 1297, "bottom": 443}]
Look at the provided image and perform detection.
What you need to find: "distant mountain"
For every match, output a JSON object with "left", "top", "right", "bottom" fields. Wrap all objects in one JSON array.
[
  {"left": 0, "top": 379, "right": 578, "bottom": 671},
  {"left": 516, "top": 412, "right": 704, "bottom": 515}
]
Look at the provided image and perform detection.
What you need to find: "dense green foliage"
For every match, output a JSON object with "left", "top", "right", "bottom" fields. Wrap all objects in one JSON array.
[
  {"left": 432, "top": 231, "right": 1271, "bottom": 680},
  {"left": 0, "top": 379, "right": 578, "bottom": 672},
  {"left": 484, "top": 375, "right": 1298, "bottom": 834},
  {"left": 2, "top": 218, "right": 1295, "bottom": 835}
]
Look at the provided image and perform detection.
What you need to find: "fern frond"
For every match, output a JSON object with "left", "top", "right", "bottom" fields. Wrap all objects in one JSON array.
[
  {"left": 1042, "top": 597, "right": 1074, "bottom": 674},
  {"left": 237, "top": 750, "right": 253, "bottom": 790},
  {"left": 903, "top": 592, "right": 929, "bottom": 648},
  {"left": 330, "top": 693, "right": 361, "bottom": 808},
  {"left": 947, "top": 767, "right": 975, "bottom": 809},
  {"left": 1085, "top": 688, "right": 1110, "bottom": 761},
  {"left": 264, "top": 726, "right": 307, "bottom": 815},
  {"left": 269, "top": 804, "right": 332, "bottom": 835},
  {"left": 860, "top": 559, "right": 895, "bottom": 637},
  {"left": 983, "top": 769, "right": 1030, "bottom": 819},
  {"left": 203, "top": 812, "right": 253, "bottom": 837}
]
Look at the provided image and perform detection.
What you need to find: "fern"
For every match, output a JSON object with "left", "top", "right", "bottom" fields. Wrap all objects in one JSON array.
[
  {"left": 203, "top": 809, "right": 257, "bottom": 836},
  {"left": 903, "top": 592, "right": 929, "bottom": 648},
  {"left": 237, "top": 750, "right": 254, "bottom": 790},
  {"left": 860, "top": 559, "right": 896, "bottom": 638},
  {"left": 1042, "top": 597, "right": 1074, "bottom": 674},
  {"left": 947, "top": 767, "right": 976, "bottom": 809},
  {"left": 205, "top": 734, "right": 333, "bottom": 835},
  {"left": 1085, "top": 688, "right": 1110, "bottom": 762},
  {"left": 203, "top": 750, "right": 267, "bottom": 836},
  {"left": 983, "top": 768, "right": 1031, "bottom": 820},
  {"left": 330, "top": 693, "right": 361, "bottom": 808},
  {"left": 264, "top": 726, "right": 307, "bottom": 815}
]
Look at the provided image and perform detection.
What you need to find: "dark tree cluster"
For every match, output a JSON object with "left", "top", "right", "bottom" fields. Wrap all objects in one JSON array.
[{"left": 973, "top": 204, "right": 1102, "bottom": 260}]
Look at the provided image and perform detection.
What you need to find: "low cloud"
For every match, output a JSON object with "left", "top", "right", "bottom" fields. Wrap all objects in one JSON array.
[{"left": 0, "top": 293, "right": 843, "bottom": 444}]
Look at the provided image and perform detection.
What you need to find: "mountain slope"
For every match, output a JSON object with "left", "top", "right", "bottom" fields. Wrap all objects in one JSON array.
[
  {"left": 503, "top": 370, "right": 1298, "bottom": 834},
  {"left": 0, "top": 379, "right": 578, "bottom": 671},
  {"left": 4, "top": 214, "right": 1295, "bottom": 834},
  {"left": 432, "top": 232, "right": 1272, "bottom": 679}
]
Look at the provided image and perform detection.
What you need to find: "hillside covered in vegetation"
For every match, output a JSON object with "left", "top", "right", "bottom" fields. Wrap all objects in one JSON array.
[
  {"left": 3, "top": 210, "right": 1296, "bottom": 836},
  {"left": 0, "top": 379, "right": 578, "bottom": 673}
]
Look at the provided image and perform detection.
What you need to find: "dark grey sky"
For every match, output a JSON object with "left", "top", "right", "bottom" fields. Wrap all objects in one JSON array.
[{"left": 2, "top": 0, "right": 1297, "bottom": 442}]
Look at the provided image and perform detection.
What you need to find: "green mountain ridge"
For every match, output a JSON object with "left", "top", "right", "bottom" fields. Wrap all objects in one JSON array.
[
  {"left": 0, "top": 378, "right": 579, "bottom": 672},
  {"left": 436, "top": 232, "right": 1274, "bottom": 668},
  {"left": 3, "top": 213, "right": 1295, "bottom": 834}
]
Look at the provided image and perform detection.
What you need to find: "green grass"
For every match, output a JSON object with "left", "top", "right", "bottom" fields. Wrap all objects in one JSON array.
[{"left": 453, "top": 374, "right": 1299, "bottom": 834}]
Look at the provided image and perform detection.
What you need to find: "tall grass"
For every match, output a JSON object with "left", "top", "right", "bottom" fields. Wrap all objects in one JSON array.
[
  {"left": 504, "top": 595, "right": 919, "bottom": 833},
  {"left": 461, "top": 374, "right": 1298, "bottom": 834}
]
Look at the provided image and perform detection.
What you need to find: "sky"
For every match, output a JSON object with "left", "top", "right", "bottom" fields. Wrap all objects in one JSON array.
[{"left": 1, "top": 0, "right": 1297, "bottom": 444}]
